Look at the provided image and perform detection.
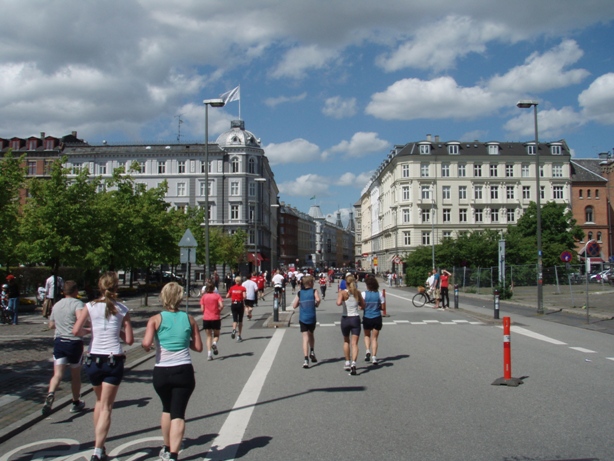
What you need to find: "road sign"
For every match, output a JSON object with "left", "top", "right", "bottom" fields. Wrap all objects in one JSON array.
[
  {"left": 179, "top": 229, "right": 197, "bottom": 264},
  {"left": 394, "top": 257, "right": 402, "bottom": 264},
  {"left": 179, "top": 229, "right": 198, "bottom": 248},
  {"left": 560, "top": 251, "right": 572, "bottom": 262}
]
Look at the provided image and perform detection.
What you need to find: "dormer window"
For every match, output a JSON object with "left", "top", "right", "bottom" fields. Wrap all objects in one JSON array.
[
  {"left": 448, "top": 144, "right": 459, "bottom": 155},
  {"left": 527, "top": 144, "right": 537, "bottom": 155},
  {"left": 488, "top": 144, "right": 499, "bottom": 155},
  {"left": 419, "top": 144, "right": 431, "bottom": 155},
  {"left": 550, "top": 144, "right": 562, "bottom": 155}
]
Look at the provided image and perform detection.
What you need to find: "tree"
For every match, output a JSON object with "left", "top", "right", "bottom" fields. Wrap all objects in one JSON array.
[{"left": 0, "top": 151, "right": 26, "bottom": 268}]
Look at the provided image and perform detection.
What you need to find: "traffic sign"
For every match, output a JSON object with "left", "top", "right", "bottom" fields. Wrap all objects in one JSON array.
[
  {"left": 560, "top": 251, "right": 572, "bottom": 263},
  {"left": 394, "top": 257, "right": 402, "bottom": 264},
  {"left": 179, "top": 229, "right": 198, "bottom": 248}
]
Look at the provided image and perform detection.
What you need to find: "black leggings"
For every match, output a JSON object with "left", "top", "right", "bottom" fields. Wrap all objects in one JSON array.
[{"left": 153, "top": 364, "right": 195, "bottom": 420}]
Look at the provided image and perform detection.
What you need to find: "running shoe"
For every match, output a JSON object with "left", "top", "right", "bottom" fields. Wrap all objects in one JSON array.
[
  {"left": 309, "top": 351, "right": 317, "bottom": 363},
  {"left": 231, "top": 329, "right": 236, "bottom": 339},
  {"left": 90, "top": 453, "right": 108, "bottom": 461},
  {"left": 207, "top": 355, "right": 213, "bottom": 361},
  {"left": 70, "top": 400, "right": 85, "bottom": 413},
  {"left": 372, "top": 357, "right": 379, "bottom": 365},
  {"left": 343, "top": 361, "right": 351, "bottom": 371},
  {"left": 42, "top": 393, "right": 55, "bottom": 416},
  {"left": 303, "top": 359, "right": 309, "bottom": 369},
  {"left": 365, "top": 351, "right": 371, "bottom": 362},
  {"left": 349, "top": 365, "right": 357, "bottom": 376},
  {"left": 212, "top": 343, "right": 218, "bottom": 355},
  {"left": 237, "top": 335, "right": 243, "bottom": 343},
  {"left": 159, "top": 447, "right": 171, "bottom": 461}
]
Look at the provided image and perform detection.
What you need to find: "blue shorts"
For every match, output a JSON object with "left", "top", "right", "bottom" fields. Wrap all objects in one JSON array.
[
  {"left": 340, "top": 316, "right": 361, "bottom": 337},
  {"left": 84, "top": 354, "right": 126, "bottom": 386},
  {"left": 53, "top": 338, "right": 84, "bottom": 367}
]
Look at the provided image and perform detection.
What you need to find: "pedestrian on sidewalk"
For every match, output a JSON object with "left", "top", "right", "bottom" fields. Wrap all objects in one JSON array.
[
  {"left": 292, "top": 275, "right": 321, "bottom": 369},
  {"left": 73, "top": 271, "right": 134, "bottom": 461},
  {"left": 42, "top": 271, "right": 64, "bottom": 318},
  {"left": 142, "top": 282, "right": 203, "bottom": 461},
  {"left": 200, "top": 280, "right": 224, "bottom": 360},
  {"left": 6, "top": 274, "right": 20, "bottom": 325},
  {"left": 42, "top": 280, "right": 87, "bottom": 416},
  {"left": 337, "top": 274, "right": 365, "bottom": 376},
  {"left": 361, "top": 276, "right": 385, "bottom": 365},
  {"left": 439, "top": 268, "right": 452, "bottom": 309},
  {"left": 226, "top": 276, "right": 247, "bottom": 342}
]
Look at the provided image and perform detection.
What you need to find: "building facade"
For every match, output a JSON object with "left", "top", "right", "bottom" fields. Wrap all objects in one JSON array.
[{"left": 359, "top": 136, "right": 573, "bottom": 273}]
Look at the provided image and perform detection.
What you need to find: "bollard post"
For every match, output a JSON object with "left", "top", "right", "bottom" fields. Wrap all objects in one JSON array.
[
  {"left": 281, "top": 287, "right": 286, "bottom": 311},
  {"left": 273, "top": 291, "right": 279, "bottom": 322},
  {"left": 381, "top": 289, "right": 389, "bottom": 317},
  {"left": 494, "top": 289, "right": 500, "bottom": 319},
  {"left": 453, "top": 284, "right": 459, "bottom": 309},
  {"left": 492, "top": 316, "right": 523, "bottom": 386}
]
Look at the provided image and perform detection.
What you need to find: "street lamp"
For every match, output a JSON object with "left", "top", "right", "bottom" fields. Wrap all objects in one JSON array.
[
  {"left": 431, "top": 199, "right": 435, "bottom": 270},
  {"left": 254, "top": 177, "right": 267, "bottom": 274},
  {"left": 203, "top": 98, "right": 226, "bottom": 281},
  {"left": 517, "top": 99, "right": 543, "bottom": 314}
]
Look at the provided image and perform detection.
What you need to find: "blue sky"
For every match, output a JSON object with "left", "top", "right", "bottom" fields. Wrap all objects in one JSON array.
[{"left": 2, "top": 1, "right": 613, "bottom": 224}]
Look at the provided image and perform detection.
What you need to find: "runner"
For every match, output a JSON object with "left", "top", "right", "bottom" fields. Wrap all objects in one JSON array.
[
  {"left": 72, "top": 271, "right": 134, "bottom": 461},
  {"left": 362, "top": 276, "right": 385, "bottom": 365},
  {"left": 256, "top": 272, "right": 266, "bottom": 302},
  {"left": 200, "top": 280, "right": 224, "bottom": 360},
  {"left": 226, "top": 276, "right": 247, "bottom": 342},
  {"left": 336, "top": 274, "right": 365, "bottom": 376},
  {"left": 142, "top": 282, "right": 203, "bottom": 461},
  {"left": 291, "top": 275, "right": 321, "bottom": 369},
  {"left": 242, "top": 274, "right": 258, "bottom": 320},
  {"left": 318, "top": 273, "right": 327, "bottom": 299},
  {"left": 289, "top": 271, "right": 297, "bottom": 294}
]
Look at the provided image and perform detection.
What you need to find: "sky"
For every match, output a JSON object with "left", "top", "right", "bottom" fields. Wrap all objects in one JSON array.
[{"left": 2, "top": 1, "right": 614, "bottom": 225}]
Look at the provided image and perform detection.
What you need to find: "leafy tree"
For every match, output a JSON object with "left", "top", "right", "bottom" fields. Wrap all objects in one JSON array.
[{"left": 0, "top": 151, "right": 26, "bottom": 268}]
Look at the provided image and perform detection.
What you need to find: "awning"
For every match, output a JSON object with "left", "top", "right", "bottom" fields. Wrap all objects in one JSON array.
[{"left": 248, "top": 253, "right": 267, "bottom": 263}]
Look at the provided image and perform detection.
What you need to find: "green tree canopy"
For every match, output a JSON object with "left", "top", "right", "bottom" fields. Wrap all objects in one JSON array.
[{"left": 0, "top": 151, "right": 26, "bottom": 268}]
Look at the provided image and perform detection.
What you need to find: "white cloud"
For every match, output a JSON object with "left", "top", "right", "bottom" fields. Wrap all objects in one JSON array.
[
  {"left": 579, "top": 73, "right": 614, "bottom": 125},
  {"left": 322, "top": 96, "right": 358, "bottom": 119},
  {"left": 337, "top": 171, "right": 372, "bottom": 188},
  {"left": 270, "top": 45, "right": 339, "bottom": 79},
  {"left": 263, "top": 139, "right": 322, "bottom": 165},
  {"left": 264, "top": 92, "right": 307, "bottom": 107},
  {"left": 277, "top": 174, "right": 330, "bottom": 198},
  {"left": 326, "top": 132, "right": 389, "bottom": 158},
  {"left": 488, "top": 40, "right": 590, "bottom": 93},
  {"left": 505, "top": 106, "right": 581, "bottom": 139}
]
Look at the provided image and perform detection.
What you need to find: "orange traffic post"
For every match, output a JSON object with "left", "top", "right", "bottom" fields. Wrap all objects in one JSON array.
[
  {"left": 382, "top": 289, "right": 389, "bottom": 317},
  {"left": 492, "top": 316, "right": 524, "bottom": 387}
]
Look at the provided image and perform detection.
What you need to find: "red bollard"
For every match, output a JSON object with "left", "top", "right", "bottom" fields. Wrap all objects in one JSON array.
[
  {"left": 492, "top": 316, "right": 524, "bottom": 387},
  {"left": 382, "top": 289, "right": 389, "bottom": 317}
]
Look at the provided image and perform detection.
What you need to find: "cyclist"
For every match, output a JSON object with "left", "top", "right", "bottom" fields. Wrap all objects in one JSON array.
[{"left": 272, "top": 269, "right": 285, "bottom": 299}]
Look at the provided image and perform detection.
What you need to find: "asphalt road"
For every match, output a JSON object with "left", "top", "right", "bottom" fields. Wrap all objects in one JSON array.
[{"left": 1, "top": 285, "right": 614, "bottom": 460}]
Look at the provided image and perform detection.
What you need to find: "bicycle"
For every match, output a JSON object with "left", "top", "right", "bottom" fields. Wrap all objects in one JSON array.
[
  {"left": 412, "top": 287, "right": 434, "bottom": 308},
  {"left": 189, "top": 285, "right": 201, "bottom": 297}
]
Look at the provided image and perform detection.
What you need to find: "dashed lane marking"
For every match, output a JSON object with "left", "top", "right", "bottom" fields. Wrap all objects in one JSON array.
[
  {"left": 569, "top": 347, "right": 597, "bottom": 353},
  {"left": 291, "top": 319, "right": 484, "bottom": 327}
]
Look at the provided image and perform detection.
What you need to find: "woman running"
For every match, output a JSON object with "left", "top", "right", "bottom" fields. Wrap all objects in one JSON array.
[
  {"left": 142, "top": 282, "right": 202, "bottom": 461},
  {"left": 292, "top": 275, "right": 321, "bottom": 369},
  {"left": 362, "top": 276, "right": 385, "bottom": 365},
  {"left": 226, "top": 276, "right": 247, "bottom": 342},
  {"left": 336, "top": 274, "right": 365, "bottom": 376},
  {"left": 200, "top": 280, "right": 224, "bottom": 360},
  {"left": 73, "top": 272, "right": 134, "bottom": 461}
]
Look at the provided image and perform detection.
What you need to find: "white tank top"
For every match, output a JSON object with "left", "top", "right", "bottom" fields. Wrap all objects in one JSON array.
[
  {"left": 87, "top": 300, "right": 129, "bottom": 355},
  {"left": 342, "top": 290, "right": 360, "bottom": 316}
]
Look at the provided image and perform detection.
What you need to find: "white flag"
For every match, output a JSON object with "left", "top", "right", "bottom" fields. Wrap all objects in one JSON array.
[{"left": 220, "top": 85, "right": 240, "bottom": 104}]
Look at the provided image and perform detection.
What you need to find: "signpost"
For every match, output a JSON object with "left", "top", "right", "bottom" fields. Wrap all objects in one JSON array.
[{"left": 179, "top": 229, "right": 198, "bottom": 312}]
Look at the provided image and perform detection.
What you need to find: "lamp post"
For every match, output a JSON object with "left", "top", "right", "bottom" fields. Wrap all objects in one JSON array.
[
  {"left": 254, "top": 178, "right": 267, "bottom": 274},
  {"left": 431, "top": 199, "right": 435, "bottom": 270},
  {"left": 203, "top": 98, "right": 226, "bottom": 281},
  {"left": 517, "top": 100, "right": 543, "bottom": 314}
]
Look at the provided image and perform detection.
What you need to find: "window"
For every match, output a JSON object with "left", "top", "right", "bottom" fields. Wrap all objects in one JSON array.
[
  {"left": 459, "top": 186, "right": 467, "bottom": 200},
  {"left": 441, "top": 163, "right": 450, "bottom": 177},
  {"left": 421, "top": 186, "right": 431, "bottom": 200},
  {"left": 177, "top": 182, "right": 186, "bottom": 196},
  {"left": 527, "top": 144, "right": 537, "bottom": 155},
  {"left": 72, "top": 163, "right": 82, "bottom": 175},
  {"left": 475, "top": 209, "right": 483, "bottom": 223},
  {"left": 587, "top": 189, "right": 592, "bottom": 199},
  {"left": 422, "top": 232, "right": 431, "bottom": 245},
  {"left": 248, "top": 157, "right": 256, "bottom": 174},
  {"left": 249, "top": 205, "right": 255, "bottom": 223},
  {"left": 490, "top": 164, "right": 498, "bottom": 177},
  {"left": 199, "top": 181, "right": 207, "bottom": 196},
  {"left": 551, "top": 145, "right": 562, "bottom": 155},
  {"left": 421, "top": 209, "right": 430, "bottom": 223},
  {"left": 488, "top": 144, "right": 499, "bottom": 155},
  {"left": 585, "top": 206, "right": 594, "bottom": 223},
  {"left": 505, "top": 164, "right": 514, "bottom": 177},
  {"left": 596, "top": 189, "right": 600, "bottom": 199},
  {"left": 448, "top": 144, "right": 459, "bottom": 155},
  {"left": 230, "top": 181, "right": 240, "bottom": 196},
  {"left": 553, "top": 186, "right": 564, "bottom": 199},
  {"left": 522, "top": 186, "right": 530, "bottom": 200},
  {"left": 442, "top": 186, "right": 451, "bottom": 200},
  {"left": 402, "top": 164, "right": 409, "bottom": 178},
  {"left": 200, "top": 160, "right": 210, "bottom": 173},
  {"left": 521, "top": 164, "right": 530, "bottom": 177},
  {"left": 178, "top": 161, "right": 186, "bottom": 174},
  {"left": 98, "top": 163, "right": 107, "bottom": 175},
  {"left": 540, "top": 186, "right": 545, "bottom": 200},
  {"left": 419, "top": 144, "right": 430, "bottom": 155},
  {"left": 540, "top": 165, "right": 544, "bottom": 177},
  {"left": 138, "top": 161, "right": 145, "bottom": 174},
  {"left": 458, "top": 163, "right": 466, "bottom": 177},
  {"left": 249, "top": 182, "right": 256, "bottom": 197},
  {"left": 44, "top": 160, "right": 53, "bottom": 175},
  {"left": 231, "top": 157, "right": 240, "bottom": 173},
  {"left": 490, "top": 185, "right": 499, "bottom": 200},
  {"left": 443, "top": 208, "right": 451, "bottom": 223},
  {"left": 27, "top": 161, "right": 36, "bottom": 175},
  {"left": 459, "top": 209, "right": 467, "bottom": 223},
  {"left": 507, "top": 208, "right": 515, "bottom": 222},
  {"left": 579, "top": 189, "right": 583, "bottom": 199},
  {"left": 158, "top": 161, "right": 166, "bottom": 174},
  {"left": 420, "top": 163, "right": 429, "bottom": 177},
  {"left": 230, "top": 205, "right": 240, "bottom": 220},
  {"left": 552, "top": 164, "right": 563, "bottom": 178},
  {"left": 402, "top": 186, "right": 410, "bottom": 201},
  {"left": 45, "top": 139, "right": 55, "bottom": 150},
  {"left": 402, "top": 208, "right": 410, "bottom": 223},
  {"left": 506, "top": 186, "right": 515, "bottom": 200},
  {"left": 491, "top": 208, "right": 499, "bottom": 222},
  {"left": 588, "top": 231, "right": 593, "bottom": 241},
  {"left": 403, "top": 232, "right": 411, "bottom": 246},
  {"left": 443, "top": 231, "right": 452, "bottom": 239},
  {"left": 597, "top": 232, "right": 602, "bottom": 242},
  {"left": 473, "top": 164, "right": 482, "bottom": 177},
  {"left": 474, "top": 186, "right": 483, "bottom": 200}
]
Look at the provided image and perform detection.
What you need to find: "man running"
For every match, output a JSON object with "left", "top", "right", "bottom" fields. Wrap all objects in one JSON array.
[{"left": 242, "top": 274, "right": 258, "bottom": 320}]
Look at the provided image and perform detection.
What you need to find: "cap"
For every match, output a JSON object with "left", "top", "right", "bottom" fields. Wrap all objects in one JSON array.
[
  {"left": 346, "top": 272, "right": 352, "bottom": 277},
  {"left": 6, "top": 274, "right": 15, "bottom": 281}
]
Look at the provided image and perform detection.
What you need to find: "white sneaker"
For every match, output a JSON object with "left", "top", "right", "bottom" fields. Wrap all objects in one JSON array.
[{"left": 343, "top": 361, "right": 351, "bottom": 371}]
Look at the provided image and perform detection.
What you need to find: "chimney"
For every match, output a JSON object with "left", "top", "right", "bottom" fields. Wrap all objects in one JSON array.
[
  {"left": 72, "top": 131, "right": 77, "bottom": 137},
  {"left": 426, "top": 134, "right": 431, "bottom": 141},
  {"left": 40, "top": 132, "right": 45, "bottom": 140},
  {"left": 434, "top": 135, "right": 440, "bottom": 143}
]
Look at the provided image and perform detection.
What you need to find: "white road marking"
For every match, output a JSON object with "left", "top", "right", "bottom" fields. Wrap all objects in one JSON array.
[
  {"left": 394, "top": 320, "right": 410, "bottom": 324},
  {"left": 607, "top": 357, "right": 614, "bottom": 361},
  {"left": 507, "top": 326, "right": 568, "bottom": 345},
  {"left": 204, "top": 328, "right": 285, "bottom": 461},
  {"left": 569, "top": 347, "right": 597, "bottom": 353}
]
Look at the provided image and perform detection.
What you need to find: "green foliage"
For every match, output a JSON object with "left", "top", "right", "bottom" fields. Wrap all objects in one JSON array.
[{"left": 0, "top": 151, "right": 26, "bottom": 268}]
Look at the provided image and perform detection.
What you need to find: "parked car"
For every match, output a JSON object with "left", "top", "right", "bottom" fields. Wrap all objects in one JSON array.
[{"left": 589, "top": 269, "right": 611, "bottom": 283}]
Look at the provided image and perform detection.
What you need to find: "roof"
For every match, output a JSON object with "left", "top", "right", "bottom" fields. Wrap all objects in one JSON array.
[{"left": 570, "top": 159, "right": 608, "bottom": 183}]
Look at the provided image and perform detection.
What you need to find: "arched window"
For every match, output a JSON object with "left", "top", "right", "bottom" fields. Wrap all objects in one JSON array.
[
  {"left": 587, "top": 189, "right": 592, "bottom": 198},
  {"left": 595, "top": 189, "right": 600, "bottom": 199},
  {"left": 597, "top": 232, "right": 602, "bottom": 242},
  {"left": 585, "top": 206, "right": 594, "bottom": 223},
  {"left": 579, "top": 189, "right": 583, "bottom": 199},
  {"left": 248, "top": 157, "right": 256, "bottom": 174},
  {"left": 588, "top": 231, "right": 593, "bottom": 241},
  {"left": 231, "top": 157, "right": 240, "bottom": 173}
]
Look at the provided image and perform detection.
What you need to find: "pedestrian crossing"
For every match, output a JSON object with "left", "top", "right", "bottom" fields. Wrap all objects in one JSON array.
[{"left": 291, "top": 319, "right": 484, "bottom": 327}]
